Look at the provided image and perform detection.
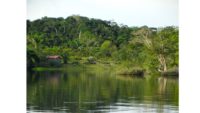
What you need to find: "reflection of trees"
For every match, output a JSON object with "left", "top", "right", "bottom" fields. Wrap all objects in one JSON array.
[
  {"left": 158, "top": 77, "right": 167, "bottom": 94},
  {"left": 157, "top": 77, "right": 179, "bottom": 106},
  {"left": 27, "top": 70, "right": 179, "bottom": 112}
]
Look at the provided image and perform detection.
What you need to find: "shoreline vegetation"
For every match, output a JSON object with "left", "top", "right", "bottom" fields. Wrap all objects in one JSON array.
[
  {"left": 27, "top": 15, "right": 178, "bottom": 77},
  {"left": 32, "top": 63, "right": 178, "bottom": 78}
]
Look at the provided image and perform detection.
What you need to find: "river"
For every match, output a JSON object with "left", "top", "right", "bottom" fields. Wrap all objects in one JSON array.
[{"left": 27, "top": 65, "right": 178, "bottom": 113}]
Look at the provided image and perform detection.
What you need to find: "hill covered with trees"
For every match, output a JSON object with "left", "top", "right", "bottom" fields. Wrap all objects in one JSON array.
[{"left": 27, "top": 15, "right": 178, "bottom": 74}]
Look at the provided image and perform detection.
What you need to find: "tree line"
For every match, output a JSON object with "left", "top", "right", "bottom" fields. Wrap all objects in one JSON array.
[{"left": 27, "top": 15, "right": 178, "bottom": 73}]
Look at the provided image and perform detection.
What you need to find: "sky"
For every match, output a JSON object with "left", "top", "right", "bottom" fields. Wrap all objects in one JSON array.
[{"left": 27, "top": 0, "right": 178, "bottom": 27}]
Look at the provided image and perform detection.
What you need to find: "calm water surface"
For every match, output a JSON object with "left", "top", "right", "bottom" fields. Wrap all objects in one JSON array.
[{"left": 27, "top": 65, "right": 178, "bottom": 113}]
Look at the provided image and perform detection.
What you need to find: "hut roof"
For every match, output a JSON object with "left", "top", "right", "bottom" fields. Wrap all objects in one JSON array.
[{"left": 46, "top": 55, "right": 62, "bottom": 59}]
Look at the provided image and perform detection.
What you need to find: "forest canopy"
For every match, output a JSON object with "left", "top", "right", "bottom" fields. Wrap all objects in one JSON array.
[{"left": 27, "top": 15, "right": 178, "bottom": 74}]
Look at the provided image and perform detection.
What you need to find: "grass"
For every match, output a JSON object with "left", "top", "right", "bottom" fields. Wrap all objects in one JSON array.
[{"left": 32, "top": 67, "right": 64, "bottom": 71}]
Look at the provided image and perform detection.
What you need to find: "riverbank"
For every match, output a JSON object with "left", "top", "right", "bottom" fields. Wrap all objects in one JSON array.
[{"left": 31, "top": 61, "right": 178, "bottom": 78}]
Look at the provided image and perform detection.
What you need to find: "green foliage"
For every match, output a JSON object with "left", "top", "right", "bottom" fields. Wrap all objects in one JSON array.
[
  {"left": 27, "top": 15, "right": 178, "bottom": 73},
  {"left": 27, "top": 48, "right": 40, "bottom": 68}
]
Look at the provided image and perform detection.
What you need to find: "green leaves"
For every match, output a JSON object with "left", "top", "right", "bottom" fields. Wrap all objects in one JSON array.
[{"left": 27, "top": 16, "right": 178, "bottom": 72}]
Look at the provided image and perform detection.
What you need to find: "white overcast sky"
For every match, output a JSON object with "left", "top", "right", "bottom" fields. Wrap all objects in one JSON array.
[{"left": 27, "top": 0, "right": 178, "bottom": 27}]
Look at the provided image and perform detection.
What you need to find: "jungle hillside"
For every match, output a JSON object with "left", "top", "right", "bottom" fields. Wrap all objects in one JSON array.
[{"left": 27, "top": 15, "right": 178, "bottom": 75}]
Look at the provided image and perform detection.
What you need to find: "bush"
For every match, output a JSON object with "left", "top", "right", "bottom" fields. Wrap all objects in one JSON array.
[{"left": 87, "top": 56, "right": 96, "bottom": 64}]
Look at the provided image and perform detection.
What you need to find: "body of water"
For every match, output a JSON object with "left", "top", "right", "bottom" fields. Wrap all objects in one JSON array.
[{"left": 27, "top": 65, "right": 178, "bottom": 113}]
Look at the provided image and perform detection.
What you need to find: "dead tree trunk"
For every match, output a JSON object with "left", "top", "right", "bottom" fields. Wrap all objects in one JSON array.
[
  {"left": 158, "top": 54, "right": 167, "bottom": 72},
  {"left": 54, "top": 27, "right": 58, "bottom": 35},
  {"left": 79, "top": 30, "right": 81, "bottom": 39}
]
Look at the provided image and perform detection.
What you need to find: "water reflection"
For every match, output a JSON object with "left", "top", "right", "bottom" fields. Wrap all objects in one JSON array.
[{"left": 27, "top": 65, "right": 178, "bottom": 113}]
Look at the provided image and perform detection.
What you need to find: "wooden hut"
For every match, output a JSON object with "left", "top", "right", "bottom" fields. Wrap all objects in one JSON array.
[{"left": 46, "top": 55, "right": 62, "bottom": 67}]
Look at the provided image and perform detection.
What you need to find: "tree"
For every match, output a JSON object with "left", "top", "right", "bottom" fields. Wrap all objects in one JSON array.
[
  {"left": 153, "top": 27, "right": 178, "bottom": 71},
  {"left": 100, "top": 40, "right": 112, "bottom": 57},
  {"left": 27, "top": 16, "right": 178, "bottom": 73}
]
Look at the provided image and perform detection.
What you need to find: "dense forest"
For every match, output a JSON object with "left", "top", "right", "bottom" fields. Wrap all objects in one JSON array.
[{"left": 27, "top": 15, "right": 178, "bottom": 75}]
